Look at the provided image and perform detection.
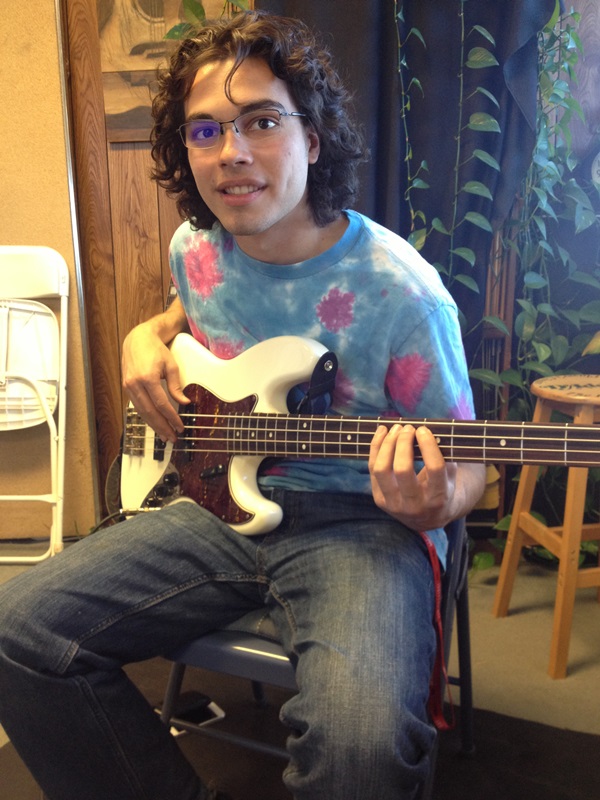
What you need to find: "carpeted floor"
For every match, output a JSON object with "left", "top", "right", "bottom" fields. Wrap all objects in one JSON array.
[{"left": 1, "top": 655, "right": 599, "bottom": 800}]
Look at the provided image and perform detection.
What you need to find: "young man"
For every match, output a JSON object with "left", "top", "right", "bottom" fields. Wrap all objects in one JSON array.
[{"left": 0, "top": 11, "right": 485, "bottom": 800}]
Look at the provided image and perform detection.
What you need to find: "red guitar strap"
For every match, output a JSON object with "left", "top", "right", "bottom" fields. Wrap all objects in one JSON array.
[{"left": 419, "top": 531, "right": 455, "bottom": 731}]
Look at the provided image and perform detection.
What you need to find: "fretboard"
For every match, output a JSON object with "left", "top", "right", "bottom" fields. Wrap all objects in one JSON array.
[{"left": 160, "top": 412, "right": 598, "bottom": 468}]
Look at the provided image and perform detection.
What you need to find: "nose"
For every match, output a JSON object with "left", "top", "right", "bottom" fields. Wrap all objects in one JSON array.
[{"left": 218, "top": 125, "right": 253, "bottom": 164}]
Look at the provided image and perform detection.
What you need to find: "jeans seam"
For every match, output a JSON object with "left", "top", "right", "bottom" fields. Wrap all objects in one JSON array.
[
  {"left": 57, "top": 572, "right": 269, "bottom": 674},
  {"left": 75, "top": 674, "right": 149, "bottom": 799}
]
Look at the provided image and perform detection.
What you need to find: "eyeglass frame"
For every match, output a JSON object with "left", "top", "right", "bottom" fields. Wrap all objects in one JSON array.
[{"left": 177, "top": 107, "right": 308, "bottom": 150}]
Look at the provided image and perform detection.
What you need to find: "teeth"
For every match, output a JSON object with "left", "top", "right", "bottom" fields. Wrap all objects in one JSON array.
[{"left": 224, "top": 185, "right": 258, "bottom": 195}]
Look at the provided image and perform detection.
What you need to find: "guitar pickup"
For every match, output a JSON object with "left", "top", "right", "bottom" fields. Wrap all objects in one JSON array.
[
  {"left": 153, "top": 437, "right": 166, "bottom": 462},
  {"left": 200, "top": 464, "right": 227, "bottom": 480}
]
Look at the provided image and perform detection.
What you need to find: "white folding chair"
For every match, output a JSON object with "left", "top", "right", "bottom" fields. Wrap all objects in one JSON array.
[{"left": 0, "top": 246, "right": 69, "bottom": 563}]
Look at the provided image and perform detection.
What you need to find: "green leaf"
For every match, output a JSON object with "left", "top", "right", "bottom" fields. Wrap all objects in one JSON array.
[
  {"left": 408, "top": 27, "right": 427, "bottom": 48},
  {"left": 523, "top": 271, "right": 548, "bottom": 289},
  {"left": 468, "top": 112, "right": 501, "bottom": 133},
  {"left": 561, "top": 309, "right": 581, "bottom": 329},
  {"left": 454, "top": 273, "right": 480, "bottom": 292},
  {"left": 451, "top": 247, "right": 477, "bottom": 267},
  {"left": 469, "top": 368, "right": 503, "bottom": 387},
  {"left": 475, "top": 86, "right": 500, "bottom": 108},
  {"left": 580, "top": 301, "right": 600, "bottom": 324},
  {"left": 526, "top": 361, "right": 554, "bottom": 377},
  {"left": 515, "top": 310, "right": 536, "bottom": 342},
  {"left": 466, "top": 47, "right": 499, "bottom": 69},
  {"left": 470, "top": 551, "right": 496, "bottom": 573},
  {"left": 550, "top": 335, "right": 569, "bottom": 365},
  {"left": 462, "top": 181, "right": 493, "bottom": 200},
  {"left": 583, "top": 332, "right": 600, "bottom": 356},
  {"left": 473, "top": 149, "right": 500, "bottom": 171},
  {"left": 533, "top": 341, "right": 552, "bottom": 363},
  {"left": 471, "top": 26, "right": 496, "bottom": 46},
  {"left": 164, "top": 22, "right": 193, "bottom": 39},
  {"left": 494, "top": 514, "right": 512, "bottom": 531},
  {"left": 411, "top": 178, "right": 430, "bottom": 189},
  {"left": 575, "top": 205, "right": 597, "bottom": 234},
  {"left": 500, "top": 368, "right": 524, "bottom": 388},
  {"left": 465, "top": 211, "right": 493, "bottom": 233},
  {"left": 408, "top": 228, "right": 427, "bottom": 251},
  {"left": 537, "top": 303, "right": 559, "bottom": 319},
  {"left": 569, "top": 272, "right": 600, "bottom": 290},
  {"left": 431, "top": 217, "right": 450, "bottom": 235},
  {"left": 483, "top": 315, "right": 510, "bottom": 336},
  {"left": 532, "top": 215, "right": 547, "bottom": 239},
  {"left": 516, "top": 299, "right": 536, "bottom": 317},
  {"left": 408, "top": 77, "right": 425, "bottom": 97},
  {"left": 229, "top": 0, "right": 251, "bottom": 9},
  {"left": 183, "top": 0, "right": 206, "bottom": 24}
]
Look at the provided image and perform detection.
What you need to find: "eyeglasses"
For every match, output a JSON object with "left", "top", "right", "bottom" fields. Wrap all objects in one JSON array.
[{"left": 178, "top": 107, "right": 307, "bottom": 150}]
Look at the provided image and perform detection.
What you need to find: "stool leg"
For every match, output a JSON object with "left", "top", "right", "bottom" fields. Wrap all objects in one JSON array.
[
  {"left": 493, "top": 400, "right": 551, "bottom": 618},
  {"left": 492, "top": 463, "right": 539, "bottom": 617},
  {"left": 548, "top": 474, "right": 589, "bottom": 679}
]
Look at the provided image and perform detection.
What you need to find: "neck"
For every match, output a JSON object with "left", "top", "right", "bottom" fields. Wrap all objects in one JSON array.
[{"left": 235, "top": 213, "right": 348, "bottom": 265}]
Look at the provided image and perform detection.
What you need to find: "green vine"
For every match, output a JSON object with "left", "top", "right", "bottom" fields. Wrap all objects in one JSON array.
[
  {"left": 395, "top": 0, "right": 501, "bottom": 317},
  {"left": 478, "top": 4, "right": 600, "bottom": 529}
]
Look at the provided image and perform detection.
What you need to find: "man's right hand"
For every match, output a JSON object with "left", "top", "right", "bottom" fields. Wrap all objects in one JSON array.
[{"left": 122, "top": 299, "right": 190, "bottom": 443}]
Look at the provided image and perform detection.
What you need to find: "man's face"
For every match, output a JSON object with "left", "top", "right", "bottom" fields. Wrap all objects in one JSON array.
[{"left": 183, "top": 57, "right": 320, "bottom": 259}]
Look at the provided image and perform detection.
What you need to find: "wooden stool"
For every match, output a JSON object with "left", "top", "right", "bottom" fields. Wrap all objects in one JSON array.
[{"left": 492, "top": 375, "right": 600, "bottom": 679}]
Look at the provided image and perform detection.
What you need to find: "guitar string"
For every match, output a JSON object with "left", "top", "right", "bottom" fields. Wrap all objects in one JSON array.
[{"left": 124, "top": 411, "right": 599, "bottom": 465}]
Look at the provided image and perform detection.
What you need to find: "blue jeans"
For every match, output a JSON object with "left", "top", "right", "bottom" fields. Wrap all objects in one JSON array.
[{"left": 0, "top": 490, "right": 437, "bottom": 800}]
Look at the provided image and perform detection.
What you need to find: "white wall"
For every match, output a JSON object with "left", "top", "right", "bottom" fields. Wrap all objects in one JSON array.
[{"left": 0, "top": 0, "right": 98, "bottom": 538}]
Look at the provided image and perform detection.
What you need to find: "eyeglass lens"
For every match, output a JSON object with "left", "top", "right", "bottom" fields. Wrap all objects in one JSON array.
[{"left": 182, "top": 109, "right": 289, "bottom": 149}]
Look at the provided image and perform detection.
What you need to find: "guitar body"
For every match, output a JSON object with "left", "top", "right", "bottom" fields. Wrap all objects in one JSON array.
[{"left": 120, "top": 333, "right": 329, "bottom": 535}]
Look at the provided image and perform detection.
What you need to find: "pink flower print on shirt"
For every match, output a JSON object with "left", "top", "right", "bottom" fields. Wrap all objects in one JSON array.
[
  {"left": 210, "top": 337, "right": 245, "bottom": 360},
  {"left": 449, "top": 391, "right": 474, "bottom": 420},
  {"left": 188, "top": 319, "right": 209, "bottom": 349},
  {"left": 385, "top": 353, "right": 432, "bottom": 413},
  {"left": 184, "top": 239, "right": 223, "bottom": 299},
  {"left": 317, "top": 287, "right": 355, "bottom": 333},
  {"left": 331, "top": 369, "right": 355, "bottom": 411}
]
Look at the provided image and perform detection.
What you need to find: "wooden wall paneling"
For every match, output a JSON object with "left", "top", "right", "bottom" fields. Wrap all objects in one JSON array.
[
  {"left": 66, "top": 0, "right": 122, "bottom": 510},
  {"left": 108, "top": 142, "right": 167, "bottom": 411},
  {"left": 158, "top": 187, "right": 184, "bottom": 303}
]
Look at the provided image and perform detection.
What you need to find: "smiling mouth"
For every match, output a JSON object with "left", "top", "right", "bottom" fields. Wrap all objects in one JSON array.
[{"left": 223, "top": 185, "right": 261, "bottom": 195}]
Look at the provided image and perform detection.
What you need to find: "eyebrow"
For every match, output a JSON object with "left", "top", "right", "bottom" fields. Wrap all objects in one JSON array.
[{"left": 186, "top": 99, "right": 287, "bottom": 122}]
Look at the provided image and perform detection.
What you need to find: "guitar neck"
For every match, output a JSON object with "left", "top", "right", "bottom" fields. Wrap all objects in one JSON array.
[{"left": 175, "top": 411, "right": 599, "bottom": 468}]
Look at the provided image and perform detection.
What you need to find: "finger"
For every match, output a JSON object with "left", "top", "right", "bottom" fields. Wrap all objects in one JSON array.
[
  {"left": 164, "top": 356, "right": 191, "bottom": 406},
  {"left": 414, "top": 425, "right": 446, "bottom": 470},
  {"left": 127, "top": 384, "right": 182, "bottom": 442}
]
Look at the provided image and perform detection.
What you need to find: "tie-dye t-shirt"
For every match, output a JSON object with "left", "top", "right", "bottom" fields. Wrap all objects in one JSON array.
[{"left": 169, "top": 209, "right": 474, "bottom": 556}]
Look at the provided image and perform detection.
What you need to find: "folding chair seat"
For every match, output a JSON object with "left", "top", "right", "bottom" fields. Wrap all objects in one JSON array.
[
  {"left": 0, "top": 245, "right": 69, "bottom": 563},
  {"left": 159, "top": 517, "right": 474, "bottom": 797}
]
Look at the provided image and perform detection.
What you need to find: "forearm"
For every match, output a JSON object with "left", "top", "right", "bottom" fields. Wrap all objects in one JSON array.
[
  {"left": 140, "top": 296, "right": 190, "bottom": 344},
  {"left": 447, "top": 461, "right": 486, "bottom": 523}
]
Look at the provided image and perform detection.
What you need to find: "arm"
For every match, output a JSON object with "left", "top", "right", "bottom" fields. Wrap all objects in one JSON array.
[
  {"left": 122, "top": 296, "right": 191, "bottom": 442},
  {"left": 369, "top": 423, "right": 486, "bottom": 531}
]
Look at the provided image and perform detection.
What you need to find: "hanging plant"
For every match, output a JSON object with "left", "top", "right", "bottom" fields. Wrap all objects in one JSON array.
[{"left": 165, "top": 0, "right": 251, "bottom": 39}]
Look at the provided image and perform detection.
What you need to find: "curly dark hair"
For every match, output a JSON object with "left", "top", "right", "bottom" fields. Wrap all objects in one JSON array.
[{"left": 151, "top": 10, "right": 367, "bottom": 229}]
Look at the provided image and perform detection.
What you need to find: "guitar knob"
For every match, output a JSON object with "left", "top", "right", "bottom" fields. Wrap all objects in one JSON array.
[{"left": 163, "top": 472, "right": 180, "bottom": 487}]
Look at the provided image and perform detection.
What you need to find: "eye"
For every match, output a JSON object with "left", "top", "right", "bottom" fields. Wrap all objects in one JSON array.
[
  {"left": 189, "top": 121, "right": 219, "bottom": 143},
  {"left": 243, "top": 112, "right": 281, "bottom": 133}
]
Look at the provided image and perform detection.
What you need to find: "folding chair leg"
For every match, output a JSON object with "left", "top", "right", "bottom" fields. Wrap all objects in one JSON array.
[
  {"left": 455, "top": 578, "right": 474, "bottom": 755},
  {"left": 159, "top": 662, "right": 187, "bottom": 725}
]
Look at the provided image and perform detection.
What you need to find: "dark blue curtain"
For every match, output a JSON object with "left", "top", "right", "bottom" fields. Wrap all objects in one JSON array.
[{"left": 258, "top": 0, "right": 557, "bottom": 352}]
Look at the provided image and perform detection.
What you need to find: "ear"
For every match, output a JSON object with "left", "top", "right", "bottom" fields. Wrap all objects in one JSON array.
[{"left": 307, "top": 128, "right": 320, "bottom": 164}]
